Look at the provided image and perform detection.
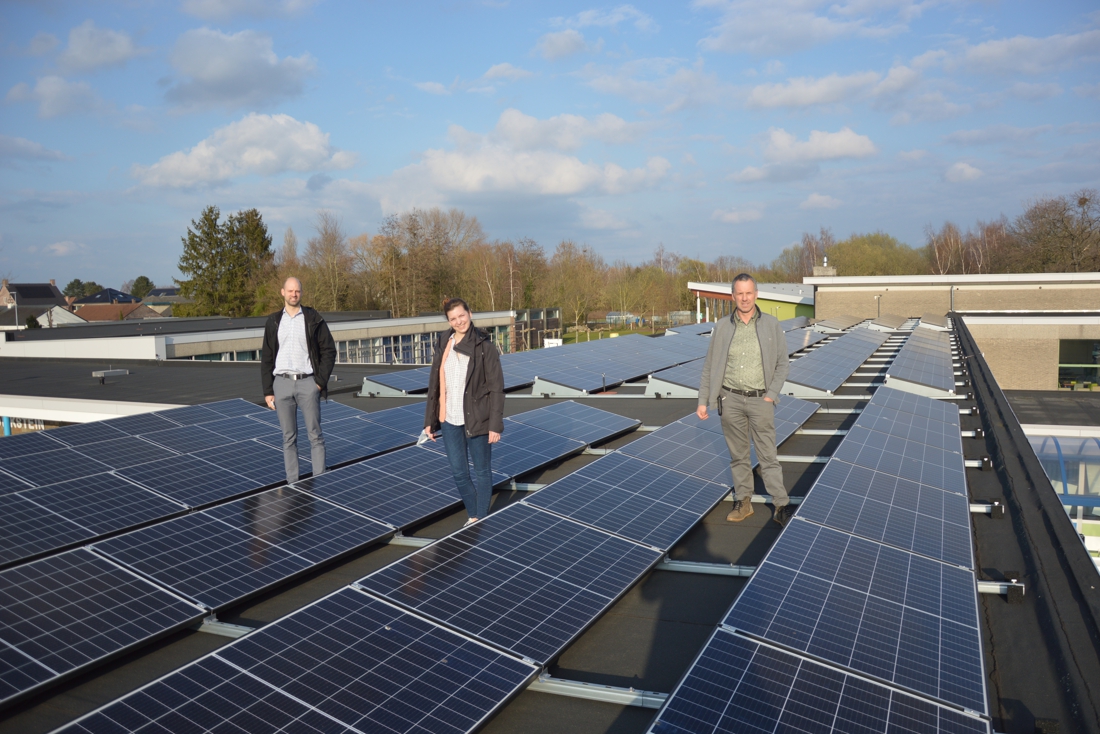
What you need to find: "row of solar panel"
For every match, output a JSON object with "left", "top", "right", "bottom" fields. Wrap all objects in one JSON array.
[
  {"left": 649, "top": 386, "right": 990, "bottom": 732},
  {"left": 48, "top": 399, "right": 823, "bottom": 732},
  {"left": 0, "top": 400, "right": 641, "bottom": 710},
  {"left": 366, "top": 331, "right": 711, "bottom": 395},
  {"left": 663, "top": 315, "right": 813, "bottom": 337},
  {"left": 785, "top": 327, "right": 890, "bottom": 394},
  {"left": 887, "top": 326, "right": 958, "bottom": 394}
]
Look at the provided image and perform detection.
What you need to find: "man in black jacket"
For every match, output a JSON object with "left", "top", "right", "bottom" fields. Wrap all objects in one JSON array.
[{"left": 261, "top": 277, "right": 336, "bottom": 483}]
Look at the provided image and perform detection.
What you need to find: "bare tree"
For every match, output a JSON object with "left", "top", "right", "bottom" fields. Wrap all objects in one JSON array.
[{"left": 303, "top": 211, "right": 352, "bottom": 311}]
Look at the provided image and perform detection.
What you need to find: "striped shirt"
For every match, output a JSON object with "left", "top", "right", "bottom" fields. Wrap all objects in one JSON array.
[
  {"left": 275, "top": 308, "right": 313, "bottom": 375},
  {"left": 443, "top": 335, "right": 469, "bottom": 425}
]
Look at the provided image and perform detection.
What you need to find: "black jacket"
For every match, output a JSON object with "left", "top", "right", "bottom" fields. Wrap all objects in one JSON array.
[
  {"left": 260, "top": 306, "right": 337, "bottom": 398},
  {"left": 425, "top": 326, "right": 505, "bottom": 437}
]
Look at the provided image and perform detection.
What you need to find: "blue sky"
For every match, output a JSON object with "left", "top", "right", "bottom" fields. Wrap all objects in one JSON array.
[{"left": 2, "top": 0, "right": 1098, "bottom": 288}]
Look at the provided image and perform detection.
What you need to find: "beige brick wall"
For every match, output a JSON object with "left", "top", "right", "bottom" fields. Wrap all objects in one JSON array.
[
  {"left": 815, "top": 283, "right": 1100, "bottom": 320},
  {"left": 954, "top": 286, "right": 1100, "bottom": 311},
  {"left": 968, "top": 332, "right": 1058, "bottom": 390},
  {"left": 815, "top": 288, "right": 950, "bottom": 320}
]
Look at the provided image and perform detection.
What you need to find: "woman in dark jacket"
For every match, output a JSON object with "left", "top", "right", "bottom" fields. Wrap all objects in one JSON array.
[{"left": 424, "top": 298, "right": 505, "bottom": 525}]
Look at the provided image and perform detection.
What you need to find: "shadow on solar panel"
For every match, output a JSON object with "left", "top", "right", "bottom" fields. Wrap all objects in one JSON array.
[
  {"left": 55, "top": 587, "right": 537, "bottom": 734},
  {"left": 0, "top": 548, "right": 204, "bottom": 710}
]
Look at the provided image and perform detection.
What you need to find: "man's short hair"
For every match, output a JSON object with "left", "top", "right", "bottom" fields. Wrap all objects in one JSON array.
[{"left": 732, "top": 273, "right": 757, "bottom": 290}]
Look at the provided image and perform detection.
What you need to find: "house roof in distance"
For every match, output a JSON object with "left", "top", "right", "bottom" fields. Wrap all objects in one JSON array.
[
  {"left": 73, "top": 288, "right": 140, "bottom": 305},
  {"left": 0, "top": 282, "right": 67, "bottom": 307}
]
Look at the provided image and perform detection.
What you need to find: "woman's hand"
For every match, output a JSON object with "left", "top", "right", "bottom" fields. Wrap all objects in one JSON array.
[
  {"left": 424, "top": 427, "right": 436, "bottom": 441},
  {"left": 488, "top": 431, "right": 501, "bottom": 444}
]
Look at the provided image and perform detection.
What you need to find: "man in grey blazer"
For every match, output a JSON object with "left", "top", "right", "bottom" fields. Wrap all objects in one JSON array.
[{"left": 696, "top": 274, "right": 792, "bottom": 526}]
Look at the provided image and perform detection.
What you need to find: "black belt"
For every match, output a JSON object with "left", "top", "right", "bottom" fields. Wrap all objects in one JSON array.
[
  {"left": 277, "top": 372, "right": 313, "bottom": 380},
  {"left": 722, "top": 386, "right": 766, "bottom": 398}
]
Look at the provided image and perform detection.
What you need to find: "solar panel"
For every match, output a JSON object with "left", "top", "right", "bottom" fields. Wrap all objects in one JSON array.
[
  {"left": 100, "top": 411, "right": 180, "bottom": 435},
  {"left": 477, "top": 419, "right": 585, "bottom": 479},
  {"left": 71, "top": 435, "right": 180, "bottom": 470},
  {"left": 0, "top": 493, "right": 93, "bottom": 567},
  {"left": 617, "top": 421, "right": 734, "bottom": 485},
  {"left": 295, "top": 462, "right": 457, "bottom": 527},
  {"left": 785, "top": 329, "right": 888, "bottom": 395},
  {"left": 921, "top": 312, "right": 949, "bottom": 329},
  {"left": 0, "top": 447, "right": 113, "bottom": 487},
  {"left": 647, "top": 360, "right": 703, "bottom": 392},
  {"left": 724, "top": 519, "right": 986, "bottom": 714},
  {"left": 360, "top": 503, "right": 661, "bottom": 663},
  {"left": 649, "top": 628, "right": 990, "bottom": 734},
  {"left": 151, "top": 404, "right": 224, "bottom": 426},
  {"left": 323, "top": 414, "right": 414, "bottom": 450},
  {"left": 201, "top": 398, "right": 268, "bottom": 417},
  {"left": 795, "top": 459, "right": 974, "bottom": 568},
  {"left": 813, "top": 314, "right": 864, "bottom": 332},
  {"left": 18, "top": 472, "right": 186, "bottom": 537},
  {"left": 856, "top": 403, "right": 964, "bottom": 454},
  {"left": 366, "top": 444, "right": 510, "bottom": 490},
  {"left": 665, "top": 322, "right": 714, "bottom": 336},
  {"left": 887, "top": 328, "right": 957, "bottom": 394},
  {"left": 201, "top": 414, "right": 284, "bottom": 441},
  {"left": 506, "top": 400, "right": 641, "bottom": 445},
  {"left": 831, "top": 425, "right": 968, "bottom": 496},
  {"left": 58, "top": 588, "right": 537, "bottom": 734},
  {"left": 117, "top": 454, "right": 259, "bottom": 507},
  {"left": 524, "top": 452, "right": 729, "bottom": 549},
  {"left": 193, "top": 439, "right": 299, "bottom": 486},
  {"left": 0, "top": 468, "right": 31, "bottom": 496},
  {"left": 870, "top": 387, "right": 960, "bottom": 426},
  {"left": 786, "top": 328, "right": 827, "bottom": 354},
  {"left": 0, "top": 430, "right": 64, "bottom": 461},
  {"left": 0, "top": 549, "right": 204, "bottom": 708},
  {"left": 359, "top": 402, "right": 428, "bottom": 437},
  {"left": 138, "top": 424, "right": 228, "bottom": 453},
  {"left": 534, "top": 367, "right": 614, "bottom": 394},
  {"left": 364, "top": 367, "right": 433, "bottom": 394},
  {"left": 44, "top": 421, "right": 129, "bottom": 447},
  {"left": 780, "top": 316, "right": 811, "bottom": 331}
]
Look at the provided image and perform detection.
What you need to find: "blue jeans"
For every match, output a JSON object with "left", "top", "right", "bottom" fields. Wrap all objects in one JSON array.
[{"left": 440, "top": 421, "right": 493, "bottom": 519}]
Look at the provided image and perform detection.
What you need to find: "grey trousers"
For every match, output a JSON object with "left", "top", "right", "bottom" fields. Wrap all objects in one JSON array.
[
  {"left": 719, "top": 391, "right": 788, "bottom": 507},
  {"left": 273, "top": 375, "right": 325, "bottom": 483}
]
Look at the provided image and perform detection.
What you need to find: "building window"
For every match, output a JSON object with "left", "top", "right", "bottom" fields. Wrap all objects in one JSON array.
[{"left": 1059, "top": 340, "right": 1100, "bottom": 389}]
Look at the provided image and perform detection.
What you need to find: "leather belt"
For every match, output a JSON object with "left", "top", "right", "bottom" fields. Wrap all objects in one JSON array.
[
  {"left": 276, "top": 372, "right": 313, "bottom": 380},
  {"left": 722, "top": 386, "right": 766, "bottom": 398}
]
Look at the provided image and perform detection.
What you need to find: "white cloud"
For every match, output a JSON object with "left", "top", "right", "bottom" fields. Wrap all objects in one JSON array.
[
  {"left": 800, "top": 193, "right": 841, "bottom": 209},
  {"left": 166, "top": 28, "right": 315, "bottom": 111},
  {"left": 578, "top": 204, "right": 630, "bottom": 230},
  {"left": 712, "top": 206, "right": 763, "bottom": 223},
  {"left": 554, "top": 5, "right": 657, "bottom": 32},
  {"left": 415, "top": 81, "right": 450, "bottom": 95},
  {"left": 763, "top": 127, "right": 877, "bottom": 163},
  {"left": 5, "top": 76, "right": 102, "bottom": 118},
  {"left": 59, "top": 21, "right": 147, "bottom": 73},
  {"left": 181, "top": 0, "right": 320, "bottom": 20},
  {"left": 0, "top": 135, "right": 66, "bottom": 163},
  {"left": 27, "top": 32, "right": 59, "bottom": 56},
  {"left": 536, "top": 29, "right": 590, "bottom": 59},
  {"left": 697, "top": 0, "right": 903, "bottom": 56},
  {"left": 730, "top": 163, "right": 818, "bottom": 183},
  {"left": 484, "top": 63, "right": 532, "bottom": 80},
  {"left": 494, "top": 108, "right": 646, "bottom": 151},
  {"left": 944, "top": 162, "right": 983, "bottom": 182},
  {"left": 898, "top": 149, "right": 926, "bottom": 161},
  {"left": 132, "top": 113, "right": 356, "bottom": 188},
  {"left": 959, "top": 30, "right": 1100, "bottom": 75},
  {"left": 584, "top": 58, "right": 735, "bottom": 112},
  {"left": 44, "top": 240, "right": 85, "bottom": 256},
  {"left": 746, "top": 71, "right": 879, "bottom": 108},
  {"left": 872, "top": 65, "right": 920, "bottom": 96},
  {"left": 942, "top": 125, "right": 1051, "bottom": 145},
  {"left": 887, "top": 91, "right": 969, "bottom": 124}
]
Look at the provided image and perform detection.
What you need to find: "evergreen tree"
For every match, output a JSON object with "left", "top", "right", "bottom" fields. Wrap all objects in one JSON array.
[
  {"left": 130, "top": 276, "right": 154, "bottom": 300},
  {"left": 62, "top": 279, "right": 84, "bottom": 298}
]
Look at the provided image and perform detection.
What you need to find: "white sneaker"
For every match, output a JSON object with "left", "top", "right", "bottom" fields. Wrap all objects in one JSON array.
[{"left": 463, "top": 517, "right": 478, "bottom": 527}]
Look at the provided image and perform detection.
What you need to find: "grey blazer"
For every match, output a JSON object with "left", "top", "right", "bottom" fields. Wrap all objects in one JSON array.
[{"left": 698, "top": 308, "right": 790, "bottom": 407}]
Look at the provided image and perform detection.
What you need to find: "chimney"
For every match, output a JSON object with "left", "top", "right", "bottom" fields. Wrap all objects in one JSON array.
[
  {"left": 1, "top": 279, "right": 7, "bottom": 289},
  {"left": 49, "top": 279, "right": 56, "bottom": 286}
]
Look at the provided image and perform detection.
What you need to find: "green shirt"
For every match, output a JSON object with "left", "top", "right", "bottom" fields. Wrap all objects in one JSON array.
[{"left": 722, "top": 310, "right": 766, "bottom": 391}]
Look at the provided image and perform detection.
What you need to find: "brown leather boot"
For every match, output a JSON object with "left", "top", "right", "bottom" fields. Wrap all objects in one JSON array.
[{"left": 726, "top": 499, "right": 754, "bottom": 522}]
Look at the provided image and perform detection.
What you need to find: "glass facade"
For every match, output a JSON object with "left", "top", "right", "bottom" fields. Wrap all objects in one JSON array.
[
  {"left": 334, "top": 326, "right": 511, "bottom": 365},
  {"left": 1030, "top": 434, "right": 1100, "bottom": 562},
  {"left": 1059, "top": 339, "right": 1100, "bottom": 388}
]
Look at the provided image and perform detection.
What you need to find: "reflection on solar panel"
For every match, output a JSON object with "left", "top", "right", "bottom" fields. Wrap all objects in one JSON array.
[
  {"left": 779, "top": 316, "right": 811, "bottom": 331},
  {"left": 665, "top": 322, "right": 714, "bottom": 336},
  {"left": 870, "top": 386, "right": 960, "bottom": 426},
  {"left": 724, "top": 519, "right": 986, "bottom": 713},
  {"left": 886, "top": 327, "right": 956, "bottom": 396},
  {"left": 0, "top": 431, "right": 62, "bottom": 460},
  {"left": 71, "top": 435, "right": 179, "bottom": 469},
  {"left": 45, "top": 421, "right": 128, "bottom": 447},
  {"left": 59, "top": 588, "right": 537, "bottom": 734},
  {"left": 363, "top": 366, "right": 433, "bottom": 394},
  {"left": 617, "top": 421, "right": 734, "bottom": 485},
  {"left": 796, "top": 459, "right": 974, "bottom": 568},
  {"left": 99, "top": 411, "right": 180, "bottom": 435},
  {"left": 921, "top": 312, "right": 950, "bottom": 329},
  {"left": 359, "top": 402, "right": 428, "bottom": 437},
  {"left": 94, "top": 489, "right": 388, "bottom": 610},
  {"left": 506, "top": 400, "right": 641, "bottom": 445},
  {"left": 0, "top": 494, "right": 92, "bottom": 567},
  {"left": 193, "top": 440, "right": 297, "bottom": 486},
  {"left": 151, "top": 404, "right": 223, "bottom": 426},
  {"left": 0, "top": 549, "right": 203, "bottom": 708},
  {"left": 296, "top": 462, "right": 458, "bottom": 527},
  {"left": 201, "top": 398, "right": 268, "bottom": 417},
  {"left": 784, "top": 328, "right": 888, "bottom": 396},
  {"left": 649, "top": 628, "right": 990, "bottom": 734},
  {"left": 118, "top": 454, "right": 258, "bottom": 507},
  {"left": 366, "top": 444, "right": 510, "bottom": 490},
  {"left": 832, "top": 424, "right": 968, "bottom": 496},
  {"left": 19, "top": 473, "right": 185, "bottom": 537},
  {"left": 360, "top": 503, "right": 661, "bottom": 663},
  {"left": 524, "top": 452, "right": 729, "bottom": 549},
  {"left": 201, "top": 414, "right": 284, "bottom": 441},
  {"left": 786, "top": 328, "right": 827, "bottom": 354},
  {"left": 813, "top": 314, "right": 864, "bottom": 332},
  {"left": 0, "top": 447, "right": 112, "bottom": 487},
  {"left": 139, "top": 424, "right": 227, "bottom": 453},
  {"left": 871, "top": 313, "right": 908, "bottom": 330}
]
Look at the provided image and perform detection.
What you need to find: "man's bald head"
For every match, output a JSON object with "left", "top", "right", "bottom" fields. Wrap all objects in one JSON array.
[{"left": 281, "top": 277, "right": 303, "bottom": 310}]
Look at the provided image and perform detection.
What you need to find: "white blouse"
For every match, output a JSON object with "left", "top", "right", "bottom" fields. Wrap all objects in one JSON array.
[{"left": 443, "top": 335, "right": 469, "bottom": 425}]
